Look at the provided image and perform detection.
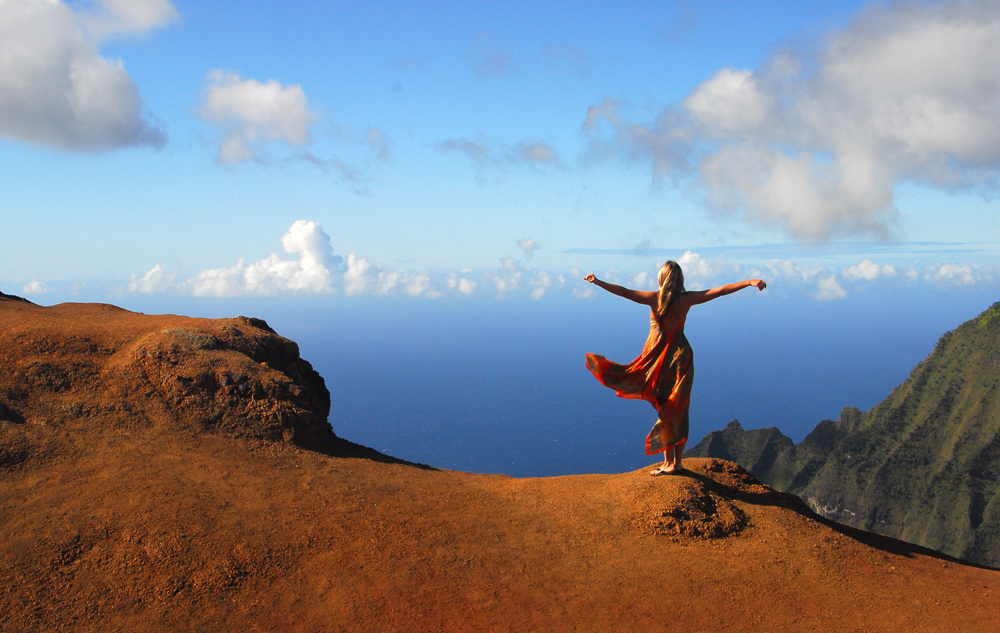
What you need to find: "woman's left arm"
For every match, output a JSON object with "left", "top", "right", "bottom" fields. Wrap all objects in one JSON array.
[{"left": 685, "top": 279, "right": 766, "bottom": 306}]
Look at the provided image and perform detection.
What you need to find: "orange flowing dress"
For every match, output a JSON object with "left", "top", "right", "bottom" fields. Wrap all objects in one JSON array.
[{"left": 586, "top": 310, "right": 694, "bottom": 455}]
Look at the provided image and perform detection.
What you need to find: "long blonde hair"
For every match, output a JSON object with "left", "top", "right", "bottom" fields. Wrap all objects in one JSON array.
[{"left": 655, "top": 261, "right": 685, "bottom": 319}]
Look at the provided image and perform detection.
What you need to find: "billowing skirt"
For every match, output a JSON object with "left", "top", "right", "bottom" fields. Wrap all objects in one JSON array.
[{"left": 586, "top": 328, "right": 693, "bottom": 455}]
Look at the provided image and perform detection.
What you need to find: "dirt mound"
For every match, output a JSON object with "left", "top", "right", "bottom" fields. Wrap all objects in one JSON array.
[
  {"left": 633, "top": 479, "right": 749, "bottom": 538},
  {"left": 618, "top": 459, "right": 811, "bottom": 539}
]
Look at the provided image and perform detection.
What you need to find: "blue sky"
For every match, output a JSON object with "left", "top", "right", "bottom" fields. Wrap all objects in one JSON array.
[{"left": 3, "top": 0, "right": 1000, "bottom": 303}]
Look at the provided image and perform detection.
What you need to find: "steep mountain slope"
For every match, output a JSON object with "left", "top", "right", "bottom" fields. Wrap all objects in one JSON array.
[
  {"left": 3, "top": 298, "right": 999, "bottom": 631},
  {"left": 690, "top": 301, "right": 1000, "bottom": 567}
]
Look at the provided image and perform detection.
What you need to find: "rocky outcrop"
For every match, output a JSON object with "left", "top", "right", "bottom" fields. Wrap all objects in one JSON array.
[{"left": 0, "top": 300, "right": 341, "bottom": 464}]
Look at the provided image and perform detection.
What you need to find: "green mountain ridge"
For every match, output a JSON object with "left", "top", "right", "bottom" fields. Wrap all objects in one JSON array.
[{"left": 688, "top": 301, "right": 1000, "bottom": 568}]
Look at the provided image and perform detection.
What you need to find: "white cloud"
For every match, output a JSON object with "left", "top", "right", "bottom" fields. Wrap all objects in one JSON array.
[
  {"left": 0, "top": 0, "right": 171, "bottom": 151},
  {"left": 584, "top": 0, "right": 1000, "bottom": 240},
  {"left": 683, "top": 69, "right": 771, "bottom": 133},
  {"left": 631, "top": 271, "right": 652, "bottom": 289},
  {"left": 458, "top": 278, "right": 476, "bottom": 294},
  {"left": 181, "top": 220, "right": 339, "bottom": 297},
  {"left": 517, "top": 238, "right": 541, "bottom": 259},
  {"left": 343, "top": 253, "right": 443, "bottom": 298},
  {"left": 128, "top": 263, "right": 176, "bottom": 294},
  {"left": 924, "top": 263, "right": 986, "bottom": 286},
  {"left": 446, "top": 274, "right": 477, "bottom": 295},
  {"left": 764, "top": 259, "right": 825, "bottom": 283},
  {"left": 21, "top": 280, "right": 47, "bottom": 295},
  {"left": 81, "top": 0, "right": 179, "bottom": 40},
  {"left": 814, "top": 275, "right": 847, "bottom": 301},
  {"left": 405, "top": 273, "right": 433, "bottom": 297},
  {"left": 342, "top": 253, "right": 374, "bottom": 296},
  {"left": 530, "top": 270, "right": 556, "bottom": 300},
  {"left": 843, "top": 259, "right": 897, "bottom": 280},
  {"left": 677, "top": 250, "right": 729, "bottom": 282},
  {"left": 484, "top": 257, "right": 526, "bottom": 296},
  {"left": 199, "top": 71, "right": 316, "bottom": 164}
]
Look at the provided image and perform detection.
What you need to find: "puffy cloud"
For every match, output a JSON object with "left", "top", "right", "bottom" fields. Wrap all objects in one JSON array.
[
  {"left": 80, "top": 0, "right": 179, "bottom": 40},
  {"left": 683, "top": 69, "right": 771, "bottom": 133},
  {"left": 924, "top": 263, "right": 989, "bottom": 286},
  {"left": 128, "top": 263, "right": 176, "bottom": 294},
  {"left": 814, "top": 275, "right": 848, "bottom": 301},
  {"left": 765, "top": 259, "right": 824, "bottom": 283},
  {"left": 342, "top": 253, "right": 375, "bottom": 296},
  {"left": 0, "top": 0, "right": 171, "bottom": 151},
  {"left": 529, "top": 270, "right": 555, "bottom": 300},
  {"left": 21, "top": 280, "right": 47, "bottom": 295},
  {"left": 584, "top": 0, "right": 1000, "bottom": 240},
  {"left": 843, "top": 259, "right": 897, "bottom": 280},
  {"left": 630, "top": 271, "right": 653, "bottom": 290},
  {"left": 517, "top": 238, "right": 541, "bottom": 259},
  {"left": 484, "top": 257, "right": 524, "bottom": 296},
  {"left": 343, "top": 253, "right": 441, "bottom": 298},
  {"left": 447, "top": 274, "right": 477, "bottom": 295},
  {"left": 181, "top": 220, "right": 339, "bottom": 297},
  {"left": 199, "top": 71, "right": 316, "bottom": 165},
  {"left": 677, "top": 250, "right": 730, "bottom": 283},
  {"left": 482, "top": 258, "right": 566, "bottom": 300},
  {"left": 405, "top": 273, "right": 434, "bottom": 298}
]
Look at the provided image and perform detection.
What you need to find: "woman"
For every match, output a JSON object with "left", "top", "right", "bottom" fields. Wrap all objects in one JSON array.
[{"left": 584, "top": 262, "right": 766, "bottom": 475}]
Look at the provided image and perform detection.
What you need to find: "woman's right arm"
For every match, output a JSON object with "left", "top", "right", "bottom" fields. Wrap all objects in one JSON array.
[
  {"left": 584, "top": 274, "right": 656, "bottom": 306},
  {"left": 684, "top": 279, "right": 766, "bottom": 306}
]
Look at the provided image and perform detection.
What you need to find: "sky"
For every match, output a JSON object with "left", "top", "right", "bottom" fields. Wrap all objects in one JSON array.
[
  {"left": 3, "top": 1, "right": 1000, "bottom": 472},
  {"left": 3, "top": 0, "right": 1000, "bottom": 303}
]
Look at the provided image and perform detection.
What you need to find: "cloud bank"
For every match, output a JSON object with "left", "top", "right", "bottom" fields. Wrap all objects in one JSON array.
[
  {"left": 0, "top": 0, "right": 174, "bottom": 151},
  {"left": 130, "top": 221, "right": 340, "bottom": 297},
  {"left": 584, "top": 0, "right": 1000, "bottom": 240},
  {"left": 127, "top": 223, "right": 999, "bottom": 301}
]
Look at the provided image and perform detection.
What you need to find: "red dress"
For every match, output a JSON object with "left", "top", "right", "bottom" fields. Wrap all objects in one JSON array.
[{"left": 586, "top": 310, "right": 694, "bottom": 455}]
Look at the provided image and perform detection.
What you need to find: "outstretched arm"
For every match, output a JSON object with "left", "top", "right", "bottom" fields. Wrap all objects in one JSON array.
[
  {"left": 684, "top": 279, "right": 766, "bottom": 306},
  {"left": 583, "top": 273, "right": 656, "bottom": 306}
]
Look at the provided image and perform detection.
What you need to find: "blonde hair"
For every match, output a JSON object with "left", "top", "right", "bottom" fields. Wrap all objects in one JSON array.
[{"left": 655, "top": 261, "right": 685, "bottom": 319}]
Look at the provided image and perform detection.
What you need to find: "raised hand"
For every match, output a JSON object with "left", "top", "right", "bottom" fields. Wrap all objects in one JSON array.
[{"left": 584, "top": 273, "right": 596, "bottom": 283}]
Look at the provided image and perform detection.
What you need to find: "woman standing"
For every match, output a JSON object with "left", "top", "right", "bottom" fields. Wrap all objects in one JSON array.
[{"left": 584, "top": 262, "right": 766, "bottom": 475}]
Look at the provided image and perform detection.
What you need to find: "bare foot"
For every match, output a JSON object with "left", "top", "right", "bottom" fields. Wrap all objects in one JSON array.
[{"left": 650, "top": 465, "right": 686, "bottom": 476}]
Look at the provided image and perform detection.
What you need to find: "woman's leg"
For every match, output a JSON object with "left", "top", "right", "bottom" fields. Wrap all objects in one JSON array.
[
  {"left": 652, "top": 447, "right": 674, "bottom": 475},
  {"left": 651, "top": 445, "right": 685, "bottom": 475}
]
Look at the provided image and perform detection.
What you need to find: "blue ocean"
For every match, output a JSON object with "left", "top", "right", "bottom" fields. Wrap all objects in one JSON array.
[{"left": 124, "top": 290, "right": 995, "bottom": 477}]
